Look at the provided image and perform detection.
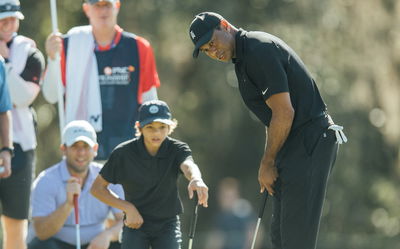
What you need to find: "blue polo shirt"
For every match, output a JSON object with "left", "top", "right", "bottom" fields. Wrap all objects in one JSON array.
[
  {"left": 0, "top": 59, "right": 11, "bottom": 112},
  {"left": 30, "top": 160, "right": 124, "bottom": 245}
]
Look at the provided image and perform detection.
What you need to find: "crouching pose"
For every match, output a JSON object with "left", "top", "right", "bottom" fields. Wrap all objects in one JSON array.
[{"left": 91, "top": 100, "right": 209, "bottom": 249}]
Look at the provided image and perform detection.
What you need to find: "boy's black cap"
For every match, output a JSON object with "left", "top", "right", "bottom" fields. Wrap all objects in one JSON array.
[
  {"left": 189, "top": 12, "right": 223, "bottom": 58},
  {"left": 138, "top": 100, "right": 174, "bottom": 128}
]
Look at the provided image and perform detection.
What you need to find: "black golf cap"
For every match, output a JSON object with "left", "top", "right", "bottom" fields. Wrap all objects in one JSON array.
[
  {"left": 85, "top": 0, "right": 118, "bottom": 4},
  {"left": 138, "top": 100, "right": 174, "bottom": 128},
  {"left": 189, "top": 12, "right": 223, "bottom": 58}
]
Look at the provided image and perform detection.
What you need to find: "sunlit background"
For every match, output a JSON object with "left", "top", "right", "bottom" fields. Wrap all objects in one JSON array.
[{"left": 2, "top": 0, "right": 399, "bottom": 248}]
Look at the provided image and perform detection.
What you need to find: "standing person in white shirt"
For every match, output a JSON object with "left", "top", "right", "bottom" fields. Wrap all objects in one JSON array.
[{"left": 0, "top": 1, "right": 45, "bottom": 249}]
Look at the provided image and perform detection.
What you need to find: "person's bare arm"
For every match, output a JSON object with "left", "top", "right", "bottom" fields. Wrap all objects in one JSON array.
[
  {"left": 180, "top": 159, "right": 209, "bottom": 207},
  {"left": 91, "top": 175, "right": 143, "bottom": 229},
  {"left": 258, "top": 92, "right": 294, "bottom": 195},
  {"left": 33, "top": 177, "right": 81, "bottom": 240},
  {"left": 0, "top": 111, "right": 12, "bottom": 178},
  {"left": 42, "top": 33, "right": 63, "bottom": 104}
]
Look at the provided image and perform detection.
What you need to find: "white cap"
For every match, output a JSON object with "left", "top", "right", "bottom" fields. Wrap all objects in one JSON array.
[
  {"left": 62, "top": 120, "right": 97, "bottom": 148},
  {"left": 0, "top": 0, "right": 24, "bottom": 20}
]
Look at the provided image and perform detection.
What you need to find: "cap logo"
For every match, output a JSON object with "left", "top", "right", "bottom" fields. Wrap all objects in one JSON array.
[
  {"left": 72, "top": 128, "right": 89, "bottom": 134},
  {"left": 149, "top": 105, "right": 159, "bottom": 114},
  {"left": 190, "top": 30, "right": 196, "bottom": 40}
]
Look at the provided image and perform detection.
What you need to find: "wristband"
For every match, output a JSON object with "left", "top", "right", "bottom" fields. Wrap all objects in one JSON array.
[{"left": 0, "top": 147, "right": 14, "bottom": 157}]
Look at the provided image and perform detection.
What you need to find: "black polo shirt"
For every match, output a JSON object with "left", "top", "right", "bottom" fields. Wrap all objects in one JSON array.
[
  {"left": 100, "top": 136, "right": 192, "bottom": 220},
  {"left": 233, "top": 29, "right": 327, "bottom": 131}
]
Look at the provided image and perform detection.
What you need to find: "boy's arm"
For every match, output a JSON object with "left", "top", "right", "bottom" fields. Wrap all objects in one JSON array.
[
  {"left": 180, "top": 159, "right": 209, "bottom": 207},
  {"left": 91, "top": 175, "right": 144, "bottom": 229}
]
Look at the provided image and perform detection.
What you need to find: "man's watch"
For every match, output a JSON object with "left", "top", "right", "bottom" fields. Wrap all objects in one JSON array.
[{"left": 0, "top": 147, "right": 14, "bottom": 157}]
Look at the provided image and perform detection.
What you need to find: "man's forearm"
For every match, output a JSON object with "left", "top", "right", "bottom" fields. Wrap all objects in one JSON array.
[
  {"left": 263, "top": 109, "right": 294, "bottom": 162},
  {"left": 42, "top": 58, "right": 62, "bottom": 104},
  {"left": 0, "top": 111, "right": 12, "bottom": 148},
  {"left": 33, "top": 201, "right": 73, "bottom": 240}
]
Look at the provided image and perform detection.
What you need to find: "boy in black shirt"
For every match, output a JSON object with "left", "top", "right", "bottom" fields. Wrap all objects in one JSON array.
[{"left": 91, "top": 100, "right": 208, "bottom": 249}]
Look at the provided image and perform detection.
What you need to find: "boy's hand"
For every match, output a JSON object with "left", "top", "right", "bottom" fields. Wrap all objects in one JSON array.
[
  {"left": 188, "top": 178, "right": 209, "bottom": 207},
  {"left": 124, "top": 205, "right": 143, "bottom": 229}
]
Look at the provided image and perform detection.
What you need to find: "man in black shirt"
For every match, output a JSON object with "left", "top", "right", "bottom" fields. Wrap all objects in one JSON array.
[{"left": 189, "top": 12, "right": 346, "bottom": 249}]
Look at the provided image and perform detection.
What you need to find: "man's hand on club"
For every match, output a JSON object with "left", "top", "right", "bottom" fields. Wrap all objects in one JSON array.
[
  {"left": 188, "top": 178, "right": 209, "bottom": 207},
  {"left": 258, "top": 158, "right": 278, "bottom": 196},
  {"left": 45, "top": 32, "right": 63, "bottom": 60},
  {"left": 66, "top": 177, "right": 81, "bottom": 206}
]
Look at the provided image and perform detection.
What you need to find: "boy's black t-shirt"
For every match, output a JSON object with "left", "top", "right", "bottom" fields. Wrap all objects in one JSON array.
[{"left": 100, "top": 136, "right": 192, "bottom": 220}]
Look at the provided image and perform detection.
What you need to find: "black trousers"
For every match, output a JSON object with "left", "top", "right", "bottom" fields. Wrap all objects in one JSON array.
[
  {"left": 271, "top": 118, "right": 339, "bottom": 249},
  {"left": 121, "top": 216, "right": 182, "bottom": 249},
  {"left": 0, "top": 143, "right": 34, "bottom": 219}
]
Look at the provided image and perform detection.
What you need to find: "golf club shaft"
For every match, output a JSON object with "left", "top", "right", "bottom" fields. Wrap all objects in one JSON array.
[
  {"left": 250, "top": 218, "right": 261, "bottom": 249},
  {"left": 189, "top": 194, "right": 199, "bottom": 239},
  {"left": 188, "top": 238, "right": 193, "bottom": 249},
  {"left": 76, "top": 224, "right": 81, "bottom": 249},
  {"left": 258, "top": 191, "right": 268, "bottom": 218},
  {"left": 250, "top": 191, "right": 268, "bottom": 249},
  {"left": 188, "top": 193, "right": 199, "bottom": 249},
  {"left": 73, "top": 195, "right": 80, "bottom": 249}
]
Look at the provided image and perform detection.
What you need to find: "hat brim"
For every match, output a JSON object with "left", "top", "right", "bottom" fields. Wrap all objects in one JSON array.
[
  {"left": 66, "top": 136, "right": 96, "bottom": 148},
  {"left": 192, "top": 29, "right": 214, "bottom": 58},
  {"left": 139, "top": 118, "right": 175, "bottom": 128},
  {"left": 0, "top": 12, "right": 24, "bottom": 20}
]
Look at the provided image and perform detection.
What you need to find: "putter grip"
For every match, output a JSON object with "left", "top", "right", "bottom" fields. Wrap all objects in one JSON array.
[
  {"left": 258, "top": 191, "right": 268, "bottom": 218},
  {"left": 73, "top": 194, "right": 79, "bottom": 224},
  {"left": 189, "top": 194, "right": 199, "bottom": 239}
]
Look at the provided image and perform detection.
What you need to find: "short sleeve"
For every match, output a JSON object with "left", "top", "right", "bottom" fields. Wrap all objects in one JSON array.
[
  {"left": 175, "top": 142, "right": 193, "bottom": 168},
  {"left": 20, "top": 48, "right": 45, "bottom": 84},
  {"left": 99, "top": 151, "right": 120, "bottom": 184},
  {"left": 0, "top": 61, "right": 11, "bottom": 112},
  {"left": 31, "top": 174, "right": 59, "bottom": 217},
  {"left": 246, "top": 43, "right": 289, "bottom": 101}
]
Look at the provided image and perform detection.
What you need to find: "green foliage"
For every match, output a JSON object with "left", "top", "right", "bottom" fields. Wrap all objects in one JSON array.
[{"left": 16, "top": 0, "right": 400, "bottom": 248}]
